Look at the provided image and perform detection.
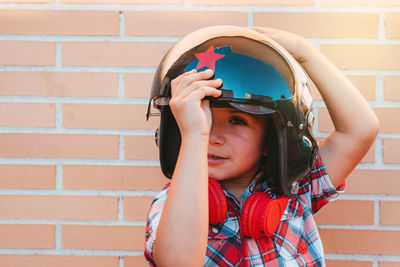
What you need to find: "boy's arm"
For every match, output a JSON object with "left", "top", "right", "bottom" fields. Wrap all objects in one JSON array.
[
  {"left": 152, "top": 69, "right": 222, "bottom": 266},
  {"left": 249, "top": 27, "right": 379, "bottom": 188}
]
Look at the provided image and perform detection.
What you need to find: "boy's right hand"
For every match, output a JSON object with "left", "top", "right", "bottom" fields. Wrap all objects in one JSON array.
[{"left": 170, "top": 68, "right": 222, "bottom": 139}]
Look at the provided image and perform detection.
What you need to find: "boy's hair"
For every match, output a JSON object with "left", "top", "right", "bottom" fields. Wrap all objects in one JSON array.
[{"left": 146, "top": 25, "right": 318, "bottom": 196}]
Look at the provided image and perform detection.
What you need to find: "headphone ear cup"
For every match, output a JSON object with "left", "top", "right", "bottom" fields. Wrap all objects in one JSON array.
[
  {"left": 208, "top": 178, "right": 227, "bottom": 225},
  {"left": 241, "top": 193, "right": 289, "bottom": 239}
]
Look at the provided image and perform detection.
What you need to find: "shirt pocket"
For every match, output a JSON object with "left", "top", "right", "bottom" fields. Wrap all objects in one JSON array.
[
  {"left": 273, "top": 197, "right": 308, "bottom": 261},
  {"left": 207, "top": 217, "right": 242, "bottom": 265},
  {"left": 208, "top": 216, "right": 239, "bottom": 241}
]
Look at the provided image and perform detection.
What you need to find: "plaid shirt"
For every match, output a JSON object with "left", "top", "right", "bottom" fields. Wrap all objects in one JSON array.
[{"left": 144, "top": 154, "right": 345, "bottom": 266}]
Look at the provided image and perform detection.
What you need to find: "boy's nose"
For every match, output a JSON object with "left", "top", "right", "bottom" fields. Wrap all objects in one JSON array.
[{"left": 209, "top": 121, "right": 224, "bottom": 145}]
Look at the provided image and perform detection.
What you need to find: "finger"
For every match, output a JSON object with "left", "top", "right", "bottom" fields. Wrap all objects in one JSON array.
[
  {"left": 179, "top": 78, "right": 222, "bottom": 98},
  {"left": 171, "top": 69, "right": 197, "bottom": 90},
  {"left": 172, "top": 69, "right": 215, "bottom": 96},
  {"left": 185, "top": 86, "right": 222, "bottom": 103}
]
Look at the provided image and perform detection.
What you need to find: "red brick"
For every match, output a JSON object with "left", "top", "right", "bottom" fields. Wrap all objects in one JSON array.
[
  {"left": 0, "top": 72, "right": 118, "bottom": 97},
  {"left": 63, "top": 165, "right": 167, "bottom": 191},
  {"left": 62, "top": 225, "right": 145, "bottom": 250},
  {"left": 374, "top": 108, "right": 400, "bottom": 133},
  {"left": 386, "top": 13, "right": 400, "bottom": 38},
  {"left": 62, "top": 0, "right": 182, "bottom": 3},
  {"left": 62, "top": 104, "right": 158, "bottom": 130},
  {"left": 62, "top": 41, "right": 173, "bottom": 67},
  {"left": 0, "top": 0, "right": 53, "bottom": 2},
  {"left": 321, "top": 0, "right": 400, "bottom": 6},
  {"left": 0, "top": 255, "right": 118, "bottom": 267},
  {"left": 0, "top": 133, "right": 118, "bottom": 159},
  {"left": 125, "top": 73, "right": 154, "bottom": 98},
  {"left": 0, "top": 164, "right": 56, "bottom": 189},
  {"left": 380, "top": 262, "right": 400, "bottom": 267},
  {"left": 320, "top": 228, "right": 400, "bottom": 255},
  {"left": 310, "top": 75, "right": 375, "bottom": 101},
  {"left": 320, "top": 44, "right": 400, "bottom": 70},
  {"left": 124, "top": 196, "right": 154, "bottom": 221},
  {"left": 125, "top": 11, "right": 246, "bottom": 36},
  {"left": 320, "top": 107, "right": 399, "bottom": 134},
  {"left": 0, "top": 103, "right": 55, "bottom": 127},
  {"left": 326, "top": 260, "right": 373, "bottom": 267},
  {"left": 125, "top": 135, "right": 159, "bottom": 160},
  {"left": 124, "top": 256, "right": 149, "bottom": 267},
  {"left": 0, "top": 41, "right": 55, "bottom": 66},
  {"left": 0, "top": 195, "right": 118, "bottom": 220},
  {"left": 314, "top": 200, "right": 374, "bottom": 225},
  {"left": 254, "top": 12, "right": 378, "bottom": 38},
  {"left": 346, "top": 169, "right": 400, "bottom": 195},
  {"left": 0, "top": 224, "right": 54, "bottom": 249},
  {"left": 381, "top": 201, "right": 400, "bottom": 226},
  {"left": 383, "top": 138, "right": 400, "bottom": 164},
  {"left": 0, "top": 10, "right": 119, "bottom": 35},
  {"left": 384, "top": 76, "right": 400, "bottom": 101},
  {"left": 190, "top": 0, "right": 313, "bottom": 5}
]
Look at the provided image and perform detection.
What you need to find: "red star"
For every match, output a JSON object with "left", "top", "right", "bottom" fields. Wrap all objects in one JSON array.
[{"left": 194, "top": 45, "right": 225, "bottom": 71}]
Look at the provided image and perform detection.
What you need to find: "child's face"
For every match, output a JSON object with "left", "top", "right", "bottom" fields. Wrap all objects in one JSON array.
[{"left": 207, "top": 107, "right": 267, "bottom": 183}]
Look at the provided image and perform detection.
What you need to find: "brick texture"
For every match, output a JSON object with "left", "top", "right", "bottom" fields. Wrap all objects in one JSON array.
[
  {"left": 254, "top": 13, "right": 378, "bottom": 38},
  {"left": 0, "top": 195, "right": 118, "bottom": 220},
  {"left": 0, "top": 102, "right": 55, "bottom": 127},
  {"left": 190, "top": 0, "right": 313, "bottom": 5},
  {"left": 0, "top": 72, "right": 119, "bottom": 97},
  {"left": 0, "top": 10, "right": 119, "bottom": 35},
  {"left": 62, "top": 225, "right": 145, "bottom": 250},
  {"left": 125, "top": 73, "right": 154, "bottom": 98},
  {"left": 0, "top": 134, "right": 119, "bottom": 159},
  {"left": 380, "top": 201, "right": 400, "bottom": 226},
  {"left": 0, "top": 224, "right": 55, "bottom": 249},
  {"left": 0, "top": 2, "right": 397, "bottom": 264},
  {"left": 0, "top": 255, "right": 118, "bottom": 267},
  {"left": 320, "top": 229, "right": 400, "bottom": 255},
  {"left": 0, "top": 164, "right": 56, "bottom": 189},
  {"left": 123, "top": 196, "right": 154, "bottom": 221},
  {"left": 383, "top": 138, "right": 400, "bottom": 164},
  {"left": 346, "top": 170, "right": 400, "bottom": 195},
  {"left": 62, "top": 104, "right": 158, "bottom": 129},
  {"left": 0, "top": 41, "right": 55, "bottom": 66},
  {"left": 384, "top": 76, "right": 400, "bottom": 101},
  {"left": 321, "top": 0, "right": 400, "bottom": 6},
  {"left": 314, "top": 200, "right": 374, "bottom": 225},
  {"left": 62, "top": 41, "right": 173, "bottom": 67},
  {"left": 63, "top": 165, "right": 166, "bottom": 191},
  {"left": 125, "top": 11, "right": 247, "bottom": 36},
  {"left": 320, "top": 44, "right": 400, "bottom": 70},
  {"left": 325, "top": 260, "right": 373, "bottom": 267},
  {"left": 125, "top": 135, "right": 159, "bottom": 160}
]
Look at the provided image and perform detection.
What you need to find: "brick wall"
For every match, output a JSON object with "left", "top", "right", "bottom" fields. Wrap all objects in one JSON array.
[{"left": 0, "top": 1, "right": 399, "bottom": 266}]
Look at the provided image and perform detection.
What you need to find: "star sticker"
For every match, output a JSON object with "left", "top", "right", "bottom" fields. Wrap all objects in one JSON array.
[{"left": 194, "top": 45, "right": 225, "bottom": 71}]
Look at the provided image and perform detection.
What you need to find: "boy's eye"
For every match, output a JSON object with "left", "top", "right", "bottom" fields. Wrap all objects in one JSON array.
[{"left": 229, "top": 117, "right": 247, "bottom": 125}]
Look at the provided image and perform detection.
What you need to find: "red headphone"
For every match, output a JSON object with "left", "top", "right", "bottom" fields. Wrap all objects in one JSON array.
[{"left": 208, "top": 178, "right": 289, "bottom": 239}]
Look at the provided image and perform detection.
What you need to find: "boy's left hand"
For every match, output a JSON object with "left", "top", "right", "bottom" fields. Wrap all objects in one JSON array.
[{"left": 248, "top": 27, "right": 316, "bottom": 64}]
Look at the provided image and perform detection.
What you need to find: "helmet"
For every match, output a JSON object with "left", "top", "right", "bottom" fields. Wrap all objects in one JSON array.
[{"left": 146, "top": 25, "right": 318, "bottom": 196}]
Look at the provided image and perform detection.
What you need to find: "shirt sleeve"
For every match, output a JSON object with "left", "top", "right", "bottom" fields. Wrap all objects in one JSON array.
[
  {"left": 144, "top": 186, "right": 169, "bottom": 266},
  {"left": 297, "top": 153, "right": 346, "bottom": 214}
]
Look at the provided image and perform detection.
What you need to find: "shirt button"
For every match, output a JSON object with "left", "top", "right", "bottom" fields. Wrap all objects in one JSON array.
[{"left": 211, "top": 227, "right": 219, "bottom": 234}]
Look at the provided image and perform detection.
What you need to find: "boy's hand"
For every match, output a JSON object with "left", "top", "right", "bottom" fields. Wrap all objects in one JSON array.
[
  {"left": 170, "top": 68, "right": 222, "bottom": 139},
  {"left": 248, "top": 27, "right": 316, "bottom": 64}
]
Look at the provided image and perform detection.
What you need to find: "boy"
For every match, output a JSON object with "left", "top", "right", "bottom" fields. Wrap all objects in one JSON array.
[{"left": 144, "top": 26, "right": 379, "bottom": 266}]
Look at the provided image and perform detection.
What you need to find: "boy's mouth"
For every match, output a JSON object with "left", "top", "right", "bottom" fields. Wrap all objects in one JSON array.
[
  {"left": 207, "top": 153, "right": 227, "bottom": 165},
  {"left": 207, "top": 153, "right": 226, "bottom": 159}
]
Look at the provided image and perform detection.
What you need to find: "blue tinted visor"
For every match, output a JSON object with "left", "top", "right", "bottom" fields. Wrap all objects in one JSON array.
[
  {"left": 184, "top": 46, "right": 292, "bottom": 104},
  {"left": 150, "top": 45, "right": 295, "bottom": 116}
]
